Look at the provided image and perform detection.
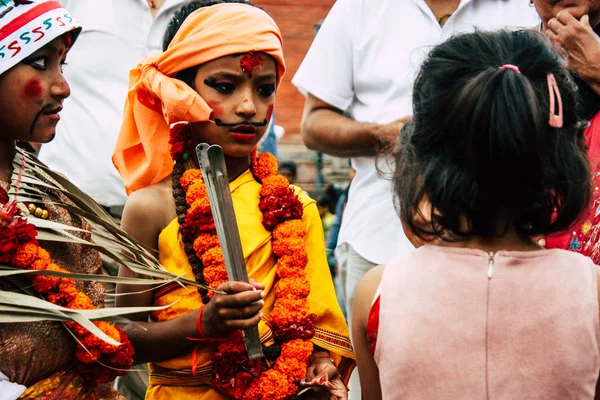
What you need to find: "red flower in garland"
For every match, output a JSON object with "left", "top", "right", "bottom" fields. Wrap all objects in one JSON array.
[
  {"left": 0, "top": 233, "right": 18, "bottom": 261},
  {"left": 259, "top": 188, "right": 303, "bottom": 231},
  {"left": 169, "top": 123, "right": 192, "bottom": 160}
]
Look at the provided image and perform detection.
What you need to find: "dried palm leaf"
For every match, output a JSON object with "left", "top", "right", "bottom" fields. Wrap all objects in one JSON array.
[
  {"left": 0, "top": 290, "right": 172, "bottom": 345},
  {"left": 8, "top": 148, "right": 219, "bottom": 292}
]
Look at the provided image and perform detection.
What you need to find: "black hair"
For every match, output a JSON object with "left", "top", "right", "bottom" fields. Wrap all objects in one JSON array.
[
  {"left": 162, "top": 0, "right": 261, "bottom": 89},
  {"left": 278, "top": 161, "right": 297, "bottom": 177},
  {"left": 317, "top": 184, "right": 341, "bottom": 214},
  {"left": 395, "top": 29, "right": 590, "bottom": 240}
]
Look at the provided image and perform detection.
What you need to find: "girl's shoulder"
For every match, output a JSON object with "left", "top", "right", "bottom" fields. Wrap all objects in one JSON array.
[{"left": 122, "top": 178, "right": 176, "bottom": 244}]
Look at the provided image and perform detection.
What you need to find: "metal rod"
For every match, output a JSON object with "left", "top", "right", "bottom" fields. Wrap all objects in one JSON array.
[{"left": 196, "top": 143, "right": 264, "bottom": 361}]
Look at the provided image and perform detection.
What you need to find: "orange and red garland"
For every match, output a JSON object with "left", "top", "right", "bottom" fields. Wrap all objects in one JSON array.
[
  {"left": 169, "top": 123, "right": 317, "bottom": 399},
  {"left": 0, "top": 187, "right": 134, "bottom": 383}
]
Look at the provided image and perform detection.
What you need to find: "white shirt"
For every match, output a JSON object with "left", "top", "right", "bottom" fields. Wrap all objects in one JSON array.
[
  {"left": 39, "top": 0, "right": 185, "bottom": 207},
  {"left": 293, "top": 0, "right": 540, "bottom": 265}
]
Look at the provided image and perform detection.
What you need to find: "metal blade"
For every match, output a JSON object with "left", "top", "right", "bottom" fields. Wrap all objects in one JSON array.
[{"left": 195, "top": 143, "right": 264, "bottom": 361}]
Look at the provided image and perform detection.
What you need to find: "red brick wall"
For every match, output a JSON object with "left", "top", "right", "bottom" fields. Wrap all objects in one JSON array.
[{"left": 254, "top": 0, "right": 335, "bottom": 143}]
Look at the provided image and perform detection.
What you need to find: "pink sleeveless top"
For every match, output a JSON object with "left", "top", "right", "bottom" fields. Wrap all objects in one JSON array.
[{"left": 375, "top": 246, "right": 600, "bottom": 399}]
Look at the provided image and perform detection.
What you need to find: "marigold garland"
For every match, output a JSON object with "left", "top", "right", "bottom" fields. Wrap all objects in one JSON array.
[
  {"left": 0, "top": 191, "right": 134, "bottom": 383},
  {"left": 170, "top": 124, "right": 317, "bottom": 399}
]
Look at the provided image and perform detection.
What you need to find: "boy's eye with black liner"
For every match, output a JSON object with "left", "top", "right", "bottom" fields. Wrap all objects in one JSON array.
[
  {"left": 258, "top": 83, "right": 275, "bottom": 97},
  {"left": 204, "top": 76, "right": 235, "bottom": 94},
  {"left": 23, "top": 56, "right": 49, "bottom": 70}
]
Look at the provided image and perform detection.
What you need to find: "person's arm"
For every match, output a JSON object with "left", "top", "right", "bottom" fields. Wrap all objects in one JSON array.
[
  {"left": 352, "top": 265, "right": 384, "bottom": 400},
  {"left": 301, "top": 94, "right": 410, "bottom": 158},
  {"left": 546, "top": 12, "right": 600, "bottom": 96},
  {"left": 116, "top": 188, "right": 264, "bottom": 364}
]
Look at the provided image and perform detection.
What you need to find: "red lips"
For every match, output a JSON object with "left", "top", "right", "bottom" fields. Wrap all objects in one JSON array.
[
  {"left": 230, "top": 125, "right": 257, "bottom": 143},
  {"left": 43, "top": 105, "right": 63, "bottom": 122},
  {"left": 231, "top": 125, "right": 257, "bottom": 134}
]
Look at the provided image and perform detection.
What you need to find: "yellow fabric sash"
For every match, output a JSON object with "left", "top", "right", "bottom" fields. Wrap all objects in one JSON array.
[{"left": 147, "top": 170, "right": 355, "bottom": 399}]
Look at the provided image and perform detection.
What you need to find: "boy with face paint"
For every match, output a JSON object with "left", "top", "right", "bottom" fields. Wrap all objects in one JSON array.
[
  {"left": 113, "top": 1, "right": 354, "bottom": 399},
  {"left": 0, "top": 1, "right": 127, "bottom": 399}
]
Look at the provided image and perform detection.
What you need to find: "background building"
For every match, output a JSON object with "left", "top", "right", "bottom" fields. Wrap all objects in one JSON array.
[{"left": 255, "top": 0, "right": 350, "bottom": 194}]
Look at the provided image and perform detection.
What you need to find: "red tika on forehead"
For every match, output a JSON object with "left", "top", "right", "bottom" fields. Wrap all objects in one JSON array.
[{"left": 240, "top": 52, "right": 263, "bottom": 78}]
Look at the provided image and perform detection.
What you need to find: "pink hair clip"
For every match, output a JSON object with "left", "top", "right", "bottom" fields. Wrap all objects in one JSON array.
[
  {"left": 547, "top": 73, "right": 563, "bottom": 128},
  {"left": 499, "top": 64, "right": 521, "bottom": 74}
]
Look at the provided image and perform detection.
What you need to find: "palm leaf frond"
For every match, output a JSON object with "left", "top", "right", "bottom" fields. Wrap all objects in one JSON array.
[{"left": 8, "top": 149, "right": 219, "bottom": 293}]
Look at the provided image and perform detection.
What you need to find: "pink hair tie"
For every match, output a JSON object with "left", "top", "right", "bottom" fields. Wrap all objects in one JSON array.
[
  {"left": 547, "top": 73, "right": 563, "bottom": 128},
  {"left": 499, "top": 64, "right": 521, "bottom": 74}
]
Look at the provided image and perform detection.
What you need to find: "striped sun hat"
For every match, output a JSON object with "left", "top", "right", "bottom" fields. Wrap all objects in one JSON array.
[{"left": 0, "top": 0, "right": 81, "bottom": 75}]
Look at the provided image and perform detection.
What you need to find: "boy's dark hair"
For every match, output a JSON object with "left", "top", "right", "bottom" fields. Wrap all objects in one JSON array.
[
  {"left": 395, "top": 29, "right": 590, "bottom": 240},
  {"left": 162, "top": 0, "right": 260, "bottom": 88},
  {"left": 278, "top": 161, "right": 297, "bottom": 177}
]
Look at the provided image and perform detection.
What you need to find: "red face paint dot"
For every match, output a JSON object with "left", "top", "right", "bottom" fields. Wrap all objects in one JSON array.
[
  {"left": 24, "top": 79, "right": 43, "bottom": 99},
  {"left": 266, "top": 104, "right": 274, "bottom": 122},
  {"left": 240, "top": 52, "right": 264, "bottom": 79}
]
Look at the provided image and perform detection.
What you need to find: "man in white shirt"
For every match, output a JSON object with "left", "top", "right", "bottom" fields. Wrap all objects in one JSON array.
[
  {"left": 38, "top": 0, "right": 185, "bottom": 217},
  {"left": 293, "top": 1, "right": 539, "bottom": 396},
  {"left": 37, "top": 2, "right": 186, "bottom": 398}
]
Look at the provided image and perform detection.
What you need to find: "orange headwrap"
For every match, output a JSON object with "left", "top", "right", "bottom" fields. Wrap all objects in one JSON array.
[{"left": 112, "top": 3, "right": 285, "bottom": 194}]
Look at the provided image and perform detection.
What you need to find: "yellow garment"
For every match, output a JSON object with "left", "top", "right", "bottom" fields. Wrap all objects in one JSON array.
[
  {"left": 112, "top": 3, "right": 285, "bottom": 194},
  {"left": 147, "top": 170, "right": 355, "bottom": 400}
]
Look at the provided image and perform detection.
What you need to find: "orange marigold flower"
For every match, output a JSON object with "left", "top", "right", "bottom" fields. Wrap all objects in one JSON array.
[
  {"left": 75, "top": 344, "right": 101, "bottom": 364},
  {"left": 47, "top": 282, "right": 78, "bottom": 305},
  {"left": 186, "top": 181, "right": 208, "bottom": 206},
  {"left": 66, "top": 322, "right": 89, "bottom": 337},
  {"left": 36, "top": 247, "right": 51, "bottom": 263},
  {"left": 269, "top": 297, "right": 309, "bottom": 328},
  {"left": 273, "top": 220, "right": 306, "bottom": 241},
  {"left": 201, "top": 246, "right": 224, "bottom": 268},
  {"left": 210, "top": 279, "right": 227, "bottom": 290},
  {"left": 11, "top": 241, "right": 39, "bottom": 268},
  {"left": 32, "top": 263, "right": 62, "bottom": 293},
  {"left": 278, "top": 251, "right": 308, "bottom": 269},
  {"left": 193, "top": 233, "right": 220, "bottom": 258},
  {"left": 68, "top": 292, "right": 95, "bottom": 310},
  {"left": 96, "top": 321, "right": 121, "bottom": 354},
  {"left": 204, "top": 265, "right": 228, "bottom": 284},
  {"left": 280, "top": 339, "right": 313, "bottom": 362},
  {"left": 274, "top": 356, "right": 307, "bottom": 382},
  {"left": 81, "top": 332, "right": 102, "bottom": 349},
  {"left": 272, "top": 238, "right": 305, "bottom": 258},
  {"left": 275, "top": 277, "right": 310, "bottom": 298},
  {"left": 251, "top": 152, "right": 278, "bottom": 181},
  {"left": 276, "top": 263, "right": 306, "bottom": 280},
  {"left": 190, "top": 197, "right": 212, "bottom": 216},
  {"left": 180, "top": 168, "right": 203, "bottom": 191},
  {"left": 244, "top": 369, "right": 297, "bottom": 400},
  {"left": 30, "top": 258, "right": 49, "bottom": 271},
  {"left": 259, "top": 175, "right": 290, "bottom": 197}
]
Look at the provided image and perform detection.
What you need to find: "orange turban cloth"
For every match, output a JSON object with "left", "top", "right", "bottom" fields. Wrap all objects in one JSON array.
[{"left": 112, "top": 3, "right": 285, "bottom": 194}]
